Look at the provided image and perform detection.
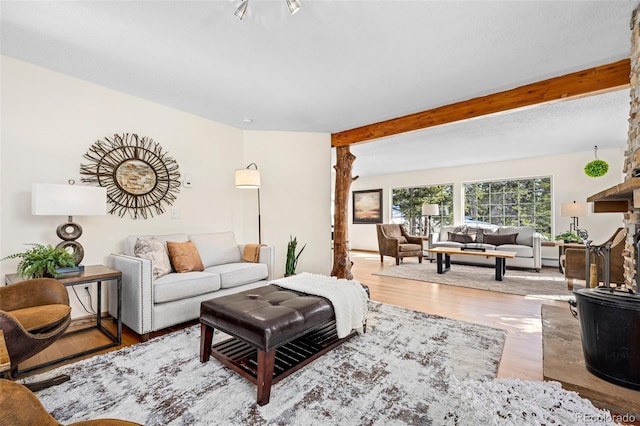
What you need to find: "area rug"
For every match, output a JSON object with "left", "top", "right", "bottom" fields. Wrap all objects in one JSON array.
[
  {"left": 373, "top": 262, "right": 573, "bottom": 299},
  {"left": 26, "top": 302, "right": 610, "bottom": 425}
]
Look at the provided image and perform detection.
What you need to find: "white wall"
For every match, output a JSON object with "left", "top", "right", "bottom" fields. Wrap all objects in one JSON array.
[
  {"left": 348, "top": 147, "right": 626, "bottom": 263},
  {"left": 1, "top": 56, "right": 332, "bottom": 317}
]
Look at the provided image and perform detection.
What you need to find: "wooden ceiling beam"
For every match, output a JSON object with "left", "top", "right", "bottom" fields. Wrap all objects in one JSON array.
[{"left": 331, "top": 58, "right": 630, "bottom": 148}]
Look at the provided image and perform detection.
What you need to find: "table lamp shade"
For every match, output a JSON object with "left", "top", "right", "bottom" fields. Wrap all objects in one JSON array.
[
  {"left": 32, "top": 183, "right": 107, "bottom": 216},
  {"left": 235, "top": 169, "right": 261, "bottom": 189},
  {"left": 560, "top": 202, "right": 590, "bottom": 218},
  {"left": 421, "top": 203, "right": 440, "bottom": 216}
]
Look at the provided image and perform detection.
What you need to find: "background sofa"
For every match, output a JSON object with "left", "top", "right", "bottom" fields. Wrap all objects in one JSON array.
[
  {"left": 430, "top": 225, "right": 541, "bottom": 271},
  {"left": 108, "top": 232, "right": 275, "bottom": 339}
]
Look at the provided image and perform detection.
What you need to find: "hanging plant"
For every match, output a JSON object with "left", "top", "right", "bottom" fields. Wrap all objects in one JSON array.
[{"left": 584, "top": 146, "right": 609, "bottom": 178}]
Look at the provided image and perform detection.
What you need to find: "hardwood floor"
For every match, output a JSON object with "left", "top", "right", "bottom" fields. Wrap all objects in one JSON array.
[
  {"left": 19, "top": 250, "right": 566, "bottom": 383},
  {"left": 349, "top": 250, "right": 567, "bottom": 381}
]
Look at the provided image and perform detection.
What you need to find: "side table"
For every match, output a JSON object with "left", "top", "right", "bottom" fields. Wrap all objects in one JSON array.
[{"left": 4, "top": 265, "right": 122, "bottom": 374}]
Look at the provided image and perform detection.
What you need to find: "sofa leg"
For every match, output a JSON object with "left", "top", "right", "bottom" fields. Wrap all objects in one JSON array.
[{"left": 140, "top": 333, "right": 150, "bottom": 342}]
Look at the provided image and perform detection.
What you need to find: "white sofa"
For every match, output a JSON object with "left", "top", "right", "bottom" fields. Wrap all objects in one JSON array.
[
  {"left": 430, "top": 225, "right": 541, "bottom": 271},
  {"left": 107, "top": 232, "right": 275, "bottom": 339}
]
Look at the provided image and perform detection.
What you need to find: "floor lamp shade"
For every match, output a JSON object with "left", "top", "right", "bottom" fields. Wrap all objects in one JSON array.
[
  {"left": 32, "top": 183, "right": 107, "bottom": 265},
  {"left": 421, "top": 204, "right": 440, "bottom": 217},
  {"left": 234, "top": 169, "right": 261, "bottom": 188}
]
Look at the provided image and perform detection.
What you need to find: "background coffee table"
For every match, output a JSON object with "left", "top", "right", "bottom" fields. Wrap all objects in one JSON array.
[{"left": 427, "top": 247, "right": 517, "bottom": 281}]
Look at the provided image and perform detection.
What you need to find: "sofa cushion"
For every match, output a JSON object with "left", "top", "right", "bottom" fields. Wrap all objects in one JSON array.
[
  {"left": 398, "top": 243, "right": 421, "bottom": 252},
  {"left": 204, "top": 263, "right": 268, "bottom": 289},
  {"left": 189, "top": 232, "right": 241, "bottom": 267},
  {"left": 499, "top": 226, "right": 534, "bottom": 246},
  {"left": 133, "top": 237, "right": 172, "bottom": 279},
  {"left": 498, "top": 244, "right": 533, "bottom": 258},
  {"left": 432, "top": 241, "right": 464, "bottom": 249},
  {"left": 484, "top": 233, "right": 518, "bottom": 246},
  {"left": 166, "top": 241, "right": 205, "bottom": 273},
  {"left": 124, "top": 233, "right": 188, "bottom": 256},
  {"left": 462, "top": 243, "right": 497, "bottom": 251},
  {"left": 154, "top": 272, "right": 221, "bottom": 304}
]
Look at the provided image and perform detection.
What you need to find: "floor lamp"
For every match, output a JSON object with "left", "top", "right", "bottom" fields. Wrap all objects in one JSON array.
[
  {"left": 421, "top": 203, "right": 439, "bottom": 236},
  {"left": 235, "top": 163, "right": 262, "bottom": 244}
]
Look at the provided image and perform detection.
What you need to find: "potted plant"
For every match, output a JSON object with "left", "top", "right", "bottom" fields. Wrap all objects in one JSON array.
[
  {"left": 2, "top": 243, "right": 76, "bottom": 278},
  {"left": 554, "top": 231, "right": 583, "bottom": 244},
  {"left": 285, "top": 235, "right": 306, "bottom": 277}
]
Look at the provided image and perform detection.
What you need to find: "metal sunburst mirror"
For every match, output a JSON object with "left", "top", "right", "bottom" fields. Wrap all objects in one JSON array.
[{"left": 80, "top": 133, "right": 181, "bottom": 219}]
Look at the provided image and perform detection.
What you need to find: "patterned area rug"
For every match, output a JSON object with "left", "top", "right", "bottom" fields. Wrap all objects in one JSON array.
[
  {"left": 373, "top": 262, "right": 574, "bottom": 299},
  {"left": 27, "top": 303, "right": 610, "bottom": 425}
]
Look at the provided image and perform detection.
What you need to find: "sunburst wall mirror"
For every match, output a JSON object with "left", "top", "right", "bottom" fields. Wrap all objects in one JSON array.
[{"left": 80, "top": 133, "right": 181, "bottom": 219}]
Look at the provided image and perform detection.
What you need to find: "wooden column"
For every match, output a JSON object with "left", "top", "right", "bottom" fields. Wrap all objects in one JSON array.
[{"left": 331, "top": 146, "right": 358, "bottom": 279}]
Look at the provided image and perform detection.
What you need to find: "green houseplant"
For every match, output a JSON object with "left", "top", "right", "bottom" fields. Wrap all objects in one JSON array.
[
  {"left": 2, "top": 243, "right": 76, "bottom": 278},
  {"left": 285, "top": 235, "right": 306, "bottom": 277},
  {"left": 554, "top": 231, "right": 583, "bottom": 244}
]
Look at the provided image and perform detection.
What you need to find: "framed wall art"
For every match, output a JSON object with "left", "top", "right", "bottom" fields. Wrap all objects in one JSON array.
[
  {"left": 353, "top": 189, "right": 383, "bottom": 224},
  {"left": 80, "top": 133, "right": 181, "bottom": 219}
]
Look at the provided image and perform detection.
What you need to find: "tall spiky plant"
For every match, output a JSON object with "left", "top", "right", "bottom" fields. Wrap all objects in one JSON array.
[{"left": 285, "top": 235, "right": 306, "bottom": 276}]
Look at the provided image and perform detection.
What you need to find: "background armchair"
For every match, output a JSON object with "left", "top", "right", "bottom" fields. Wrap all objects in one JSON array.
[
  {"left": 0, "top": 278, "right": 72, "bottom": 390},
  {"left": 563, "top": 227, "right": 626, "bottom": 290},
  {"left": 376, "top": 224, "right": 424, "bottom": 265}
]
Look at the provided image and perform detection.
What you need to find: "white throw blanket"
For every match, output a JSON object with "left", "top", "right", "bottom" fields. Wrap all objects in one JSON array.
[{"left": 270, "top": 272, "right": 368, "bottom": 338}]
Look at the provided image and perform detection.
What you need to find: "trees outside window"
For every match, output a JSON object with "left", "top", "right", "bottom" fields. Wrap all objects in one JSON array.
[
  {"left": 463, "top": 177, "right": 552, "bottom": 239},
  {"left": 392, "top": 185, "right": 453, "bottom": 235}
]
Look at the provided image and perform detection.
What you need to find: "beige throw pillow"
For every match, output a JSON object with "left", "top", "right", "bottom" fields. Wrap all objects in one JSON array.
[
  {"left": 166, "top": 240, "right": 204, "bottom": 273},
  {"left": 133, "top": 238, "right": 173, "bottom": 280}
]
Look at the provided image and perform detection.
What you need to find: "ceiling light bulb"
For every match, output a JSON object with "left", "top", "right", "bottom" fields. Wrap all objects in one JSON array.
[
  {"left": 235, "top": 0, "right": 248, "bottom": 21},
  {"left": 286, "top": 0, "right": 300, "bottom": 15}
]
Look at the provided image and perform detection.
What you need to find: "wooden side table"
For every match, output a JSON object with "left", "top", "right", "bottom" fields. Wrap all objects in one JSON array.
[{"left": 4, "top": 265, "right": 122, "bottom": 374}]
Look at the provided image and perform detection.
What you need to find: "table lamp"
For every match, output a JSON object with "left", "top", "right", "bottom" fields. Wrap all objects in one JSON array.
[{"left": 32, "top": 182, "right": 107, "bottom": 265}]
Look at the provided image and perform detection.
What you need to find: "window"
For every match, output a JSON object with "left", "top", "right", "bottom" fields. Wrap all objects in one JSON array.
[
  {"left": 391, "top": 185, "right": 453, "bottom": 235},
  {"left": 463, "top": 177, "right": 551, "bottom": 239}
]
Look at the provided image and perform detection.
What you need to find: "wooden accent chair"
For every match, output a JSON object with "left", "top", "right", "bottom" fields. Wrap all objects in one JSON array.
[
  {"left": 376, "top": 224, "right": 424, "bottom": 265},
  {"left": 563, "top": 227, "right": 626, "bottom": 290},
  {"left": 0, "top": 278, "right": 72, "bottom": 390},
  {"left": 0, "top": 379, "right": 141, "bottom": 425}
]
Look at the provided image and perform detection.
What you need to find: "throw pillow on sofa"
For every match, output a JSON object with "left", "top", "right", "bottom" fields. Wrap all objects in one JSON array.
[
  {"left": 166, "top": 241, "right": 205, "bottom": 273},
  {"left": 447, "top": 232, "right": 475, "bottom": 243},
  {"left": 483, "top": 233, "right": 518, "bottom": 246},
  {"left": 134, "top": 238, "right": 172, "bottom": 280}
]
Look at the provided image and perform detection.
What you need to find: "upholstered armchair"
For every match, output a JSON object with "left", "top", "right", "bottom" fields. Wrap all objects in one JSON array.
[
  {"left": 376, "top": 224, "right": 424, "bottom": 265},
  {"left": 0, "top": 379, "right": 142, "bottom": 425},
  {"left": 563, "top": 227, "right": 626, "bottom": 290},
  {"left": 0, "top": 278, "right": 72, "bottom": 390}
]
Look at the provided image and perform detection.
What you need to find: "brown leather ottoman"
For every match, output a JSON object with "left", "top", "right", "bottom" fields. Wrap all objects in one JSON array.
[{"left": 199, "top": 285, "right": 357, "bottom": 405}]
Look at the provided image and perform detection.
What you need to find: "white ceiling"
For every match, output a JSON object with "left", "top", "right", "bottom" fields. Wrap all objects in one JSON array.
[{"left": 1, "top": 0, "right": 637, "bottom": 176}]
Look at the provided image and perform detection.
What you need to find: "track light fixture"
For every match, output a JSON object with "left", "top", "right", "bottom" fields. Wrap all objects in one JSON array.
[
  {"left": 235, "top": 0, "right": 248, "bottom": 21},
  {"left": 235, "top": 0, "right": 300, "bottom": 21},
  {"left": 286, "top": 0, "right": 301, "bottom": 14}
]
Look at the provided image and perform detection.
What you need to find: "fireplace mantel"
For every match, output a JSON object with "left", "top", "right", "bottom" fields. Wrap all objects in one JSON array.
[{"left": 586, "top": 177, "right": 640, "bottom": 212}]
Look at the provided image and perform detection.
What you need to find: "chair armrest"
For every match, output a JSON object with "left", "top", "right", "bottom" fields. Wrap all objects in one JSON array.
[
  {"left": 238, "top": 244, "right": 276, "bottom": 281},
  {"left": 0, "top": 278, "right": 69, "bottom": 311},
  {"left": 404, "top": 235, "right": 423, "bottom": 246},
  {"left": 108, "top": 254, "right": 153, "bottom": 335},
  {"left": 532, "top": 233, "right": 542, "bottom": 270}
]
